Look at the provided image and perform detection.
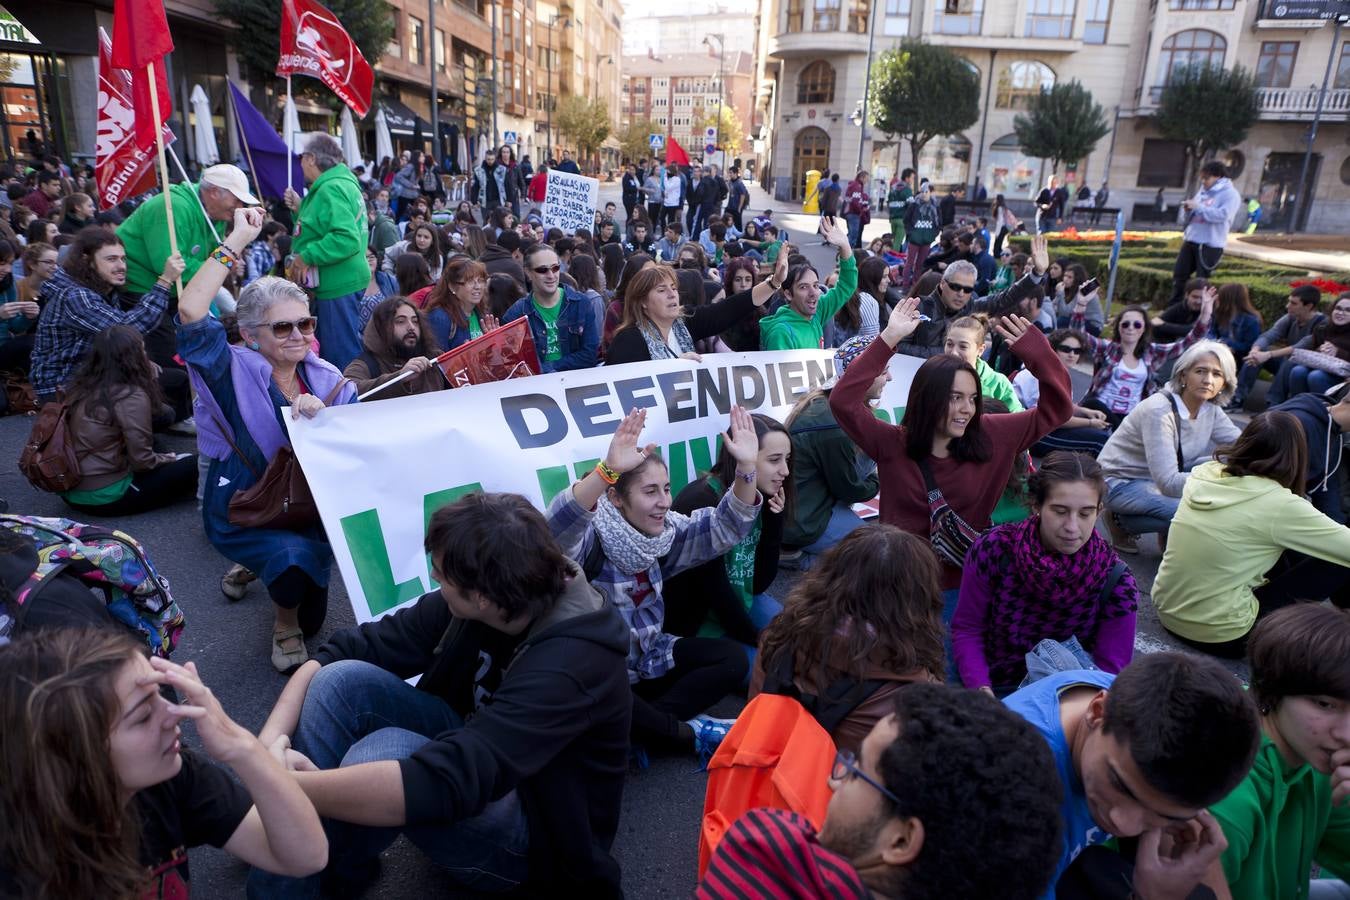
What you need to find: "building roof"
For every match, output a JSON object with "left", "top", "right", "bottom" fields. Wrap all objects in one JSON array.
[{"left": 621, "top": 50, "right": 754, "bottom": 78}]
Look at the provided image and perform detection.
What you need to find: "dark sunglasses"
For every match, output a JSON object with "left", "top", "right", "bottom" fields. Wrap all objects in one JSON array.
[
  {"left": 264, "top": 317, "right": 317, "bottom": 339},
  {"left": 946, "top": 282, "right": 975, "bottom": 294},
  {"left": 532, "top": 264, "right": 561, "bottom": 275},
  {"left": 1118, "top": 320, "right": 1145, "bottom": 330},
  {"left": 1054, "top": 343, "right": 1083, "bottom": 355}
]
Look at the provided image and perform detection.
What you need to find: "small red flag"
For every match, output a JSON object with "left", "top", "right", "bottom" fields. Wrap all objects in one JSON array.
[
  {"left": 110, "top": 0, "right": 174, "bottom": 152},
  {"left": 666, "top": 136, "right": 691, "bottom": 167},
  {"left": 434, "top": 318, "right": 540, "bottom": 388},
  {"left": 277, "top": 0, "right": 375, "bottom": 118}
]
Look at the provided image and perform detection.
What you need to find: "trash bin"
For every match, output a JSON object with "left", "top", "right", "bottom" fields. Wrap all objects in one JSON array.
[{"left": 802, "top": 169, "right": 821, "bottom": 214}]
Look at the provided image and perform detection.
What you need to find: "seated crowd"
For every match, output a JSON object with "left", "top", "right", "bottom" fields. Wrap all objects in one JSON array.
[{"left": 3, "top": 147, "right": 1350, "bottom": 900}]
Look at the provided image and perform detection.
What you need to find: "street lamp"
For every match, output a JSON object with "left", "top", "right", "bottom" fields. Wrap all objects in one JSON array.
[
  {"left": 546, "top": 14, "right": 572, "bottom": 163},
  {"left": 594, "top": 54, "right": 613, "bottom": 171},
  {"left": 702, "top": 33, "right": 725, "bottom": 164}
]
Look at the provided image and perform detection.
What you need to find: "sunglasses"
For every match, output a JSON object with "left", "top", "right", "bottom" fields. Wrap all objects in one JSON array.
[
  {"left": 946, "top": 282, "right": 975, "bottom": 294},
  {"left": 1054, "top": 344, "right": 1083, "bottom": 355},
  {"left": 263, "top": 317, "right": 317, "bottom": 339},
  {"left": 532, "top": 264, "right": 561, "bottom": 275},
  {"left": 1118, "top": 320, "right": 1145, "bottom": 330}
]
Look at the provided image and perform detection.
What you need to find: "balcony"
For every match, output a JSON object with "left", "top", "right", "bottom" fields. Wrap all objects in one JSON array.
[
  {"left": 1146, "top": 84, "right": 1350, "bottom": 118},
  {"left": 766, "top": 29, "right": 868, "bottom": 59}
]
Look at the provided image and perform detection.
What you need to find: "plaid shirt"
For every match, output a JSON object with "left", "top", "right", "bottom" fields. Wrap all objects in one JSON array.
[
  {"left": 30, "top": 267, "right": 170, "bottom": 396},
  {"left": 1074, "top": 309, "right": 1207, "bottom": 400},
  {"left": 242, "top": 239, "right": 276, "bottom": 288}
]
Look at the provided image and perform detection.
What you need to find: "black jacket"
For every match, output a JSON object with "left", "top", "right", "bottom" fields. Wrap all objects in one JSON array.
[
  {"left": 312, "top": 567, "right": 631, "bottom": 896},
  {"left": 605, "top": 288, "right": 757, "bottom": 366},
  {"left": 896, "top": 273, "right": 1045, "bottom": 359},
  {"left": 621, "top": 173, "right": 641, "bottom": 205},
  {"left": 480, "top": 244, "right": 527, "bottom": 289},
  {"left": 1153, "top": 300, "right": 1200, "bottom": 341},
  {"left": 938, "top": 193, "right": 956, "bottom": 227}
]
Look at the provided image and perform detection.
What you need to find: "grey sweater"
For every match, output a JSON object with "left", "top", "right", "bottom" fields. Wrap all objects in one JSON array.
[
  {"left": 1097, "top": 390, "right": 1241, "bottom": 497},
  {"left": 1254, "top": 312, "right": 1325, "bottom": 352}
]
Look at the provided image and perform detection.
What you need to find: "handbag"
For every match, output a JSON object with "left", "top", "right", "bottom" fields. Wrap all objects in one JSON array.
[
  {"left": 1, "top": 371, "right": 37, "bottom": 415},
  {"left": 1289, "top": 347, "right": 1350, "bottom": 378},
  {"left": 918, "top": 458, "right": 984, "bottom": 567}
]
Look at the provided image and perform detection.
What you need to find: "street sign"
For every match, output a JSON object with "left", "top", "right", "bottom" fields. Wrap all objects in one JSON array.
[
  {"left": 704, "top": 126, "right": 717, "bottom": 142},
  {"left": 649, "top": 133, "right": 664, "bottom": 150},
  {"left": 705, "top": 144, "right": 716, "bottom": 156},
  {"left": 503, "top": 130, "right": 518, "bottom": 144}
]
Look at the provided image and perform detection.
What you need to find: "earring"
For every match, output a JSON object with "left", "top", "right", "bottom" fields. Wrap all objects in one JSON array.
[{"left": 249, "top": 341, "right": 261, "bottom": 350}]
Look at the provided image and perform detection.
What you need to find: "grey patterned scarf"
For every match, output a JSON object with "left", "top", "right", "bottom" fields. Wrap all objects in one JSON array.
[{"left": 639, "top": 318, "right": 696, "bottom": 361}]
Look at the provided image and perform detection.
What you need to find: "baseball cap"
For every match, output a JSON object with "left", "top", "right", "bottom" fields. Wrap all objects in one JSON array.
[
  {"left": 821, "top": 335, "right": 877, "bottom": 390},
  {"left": 201, "top": 164, "right": 260, "bottom": 205}
]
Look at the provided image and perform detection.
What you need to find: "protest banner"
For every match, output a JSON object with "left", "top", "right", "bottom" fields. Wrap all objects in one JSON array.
[
  {"left": 287, "top": 350, "right": 922, "bottom": 623},
  {"left": 541, "top": 169, "right": 599, "bottom": 235},
  {"left": 95, "top": 27, "right": 173, "bottom": 209}
]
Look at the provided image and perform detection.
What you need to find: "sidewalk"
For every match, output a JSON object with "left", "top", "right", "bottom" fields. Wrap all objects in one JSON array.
[{"left": 1225, "top": 234, "right": 1350, "bottom": 274}]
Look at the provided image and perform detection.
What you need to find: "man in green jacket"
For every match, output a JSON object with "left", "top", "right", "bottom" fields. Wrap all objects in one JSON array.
[
  {"left": 759, "top": 217, "right": 857, "bottom": 351},
  {"left": 285, "top": 134, "right": 369, "bottom": 369},
  {"left": 118, "top": 163, "right": 256, "bottom": 365}
]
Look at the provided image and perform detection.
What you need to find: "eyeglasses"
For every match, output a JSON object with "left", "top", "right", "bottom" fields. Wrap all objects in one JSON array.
[
  {"left": 1054, "top": 344, "right": 1083, "bottom": 355},
  {"left": 1118, "top": 320, "right": 1145, "bottom": 330},
  {"left": 945, "top": 282, "right": 975, "bottom": 294},
  {"left": 831, "top": 750, "right": 902, "bottom": 806},
  {"left": 1335, "top": 306, "right": 1350, "bottom": 315},
  {"left": 263, "top": 317, "right": 318, "bottom": 339},
  {"left": 532, "top": 264, "right": 561, "bottom": 275}
]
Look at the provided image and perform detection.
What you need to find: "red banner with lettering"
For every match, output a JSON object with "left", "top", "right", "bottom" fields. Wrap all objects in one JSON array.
[
  {"left": 277, "top": 0, "right": 374, "bottom": 118},
  {"left": 435, "top": 319, "right": 541, "bottom": 388},
  {"left": 95, "top": 28, "right": 173, "bottom": 209}
]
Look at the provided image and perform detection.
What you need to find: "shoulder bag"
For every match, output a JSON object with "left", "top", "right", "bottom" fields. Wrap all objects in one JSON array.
[{"left": 918, "top": 458, "right": 984, "bottom": 567}]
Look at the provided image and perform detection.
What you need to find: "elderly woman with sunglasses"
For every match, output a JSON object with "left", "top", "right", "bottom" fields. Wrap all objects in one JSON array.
[{"left": 177, "top": 207, "right": 358, "bottom": 673}]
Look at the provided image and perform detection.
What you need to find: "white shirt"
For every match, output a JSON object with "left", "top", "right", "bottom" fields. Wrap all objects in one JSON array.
[{"left": 1097, "top": 358, "right": 1149, "bottom": 415}]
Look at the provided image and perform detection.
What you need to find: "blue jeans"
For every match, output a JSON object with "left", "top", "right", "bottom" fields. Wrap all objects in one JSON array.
[
  {"left": 1032, "top": 426, "right": 1111, "bottom": 457},
  {"left": 1234, "top": 357, "right": 1282, "bottom": 404},
  {"left": 314, "top": 290, "right": 366, "bottom": 372},
  {"left": 1288, "top": 364, "right": 1339, "bottom": 399},
  {"left": 845, "top": 213, "right": 863, "bottom": 248},
  {"left": 797, "top": 503, "right": 868, "bottom": 571},
  {"left": 737, "top": 593, "right": 784, "bottom": 683},
  {"left": 1106, "top": 478, "right": 1179, "bottom": 536},
  {"left": 246, "top": 660, "right": 529, "bottom": 899}
]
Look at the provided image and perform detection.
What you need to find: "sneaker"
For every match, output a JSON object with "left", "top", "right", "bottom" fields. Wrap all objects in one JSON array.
[
  {"left": 687, "top": 714, "right": 736, "bottom": 766},
  {"left": 1104, "top": 512, "right": 1139, "bottom": 555},
  {"left": 778, "top": 549, "right": 803, "bottom": 569},
  {"left": 167, "top": 416, "right": 198, "bottom": 436}
]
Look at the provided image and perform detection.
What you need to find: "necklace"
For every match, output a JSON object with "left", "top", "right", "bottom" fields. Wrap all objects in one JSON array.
[{"left": 275, "top": 371, "right": 300, "bottom": 402}]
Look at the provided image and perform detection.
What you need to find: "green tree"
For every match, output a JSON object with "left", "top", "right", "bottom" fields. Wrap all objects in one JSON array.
[
  {"left": 618, "top": 118, "right": 662, "bottom": 163},
  {"left": 1155, "top": 63, "right": 1259, "bottom": 192},
  {"left": 1012, "top": 79, "right": 1111, "bottom": 175},
  {"left": 556, "top": 96, "right": 612, "bottom": 170},
  {"left": 214, "top": 0, "right": 393, "bottom": 105},
  {"left": 867, "top": 40, "right": 980, "bottom": 172},
  {"left": 695, "top": 105, "right": 744, "bottom": 156}
]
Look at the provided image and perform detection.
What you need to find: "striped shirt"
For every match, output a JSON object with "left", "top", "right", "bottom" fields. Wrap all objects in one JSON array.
[{"left": 697, "top": 808, "right": 871, "bottom": 899}]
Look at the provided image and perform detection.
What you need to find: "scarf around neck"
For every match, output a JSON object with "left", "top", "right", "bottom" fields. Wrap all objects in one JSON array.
[
  {"left": 639, "top": 317, "right": 695, "bottom": 361},
  {"left": 980, "top": 516, "right": 1117, "bottom": 602},
  {"left": 592, "top": 493, "right": 690, "bottom": 576}
]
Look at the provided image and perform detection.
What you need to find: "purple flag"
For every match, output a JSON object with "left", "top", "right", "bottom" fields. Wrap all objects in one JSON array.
[{"left": 228, "top": 81, "right": 304, "bottom": 200}]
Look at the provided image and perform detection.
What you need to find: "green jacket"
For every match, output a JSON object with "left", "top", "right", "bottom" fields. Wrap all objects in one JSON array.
[
  {"left": 120, "top": 181, "right": 226, "bottom": 296},
  {"left": 975, "top": 357, "right": 1022, "bottom": 412},
  {"left": 760, "top": 255, "right": 858, "bottom": 351},
  {"left": 293, "top": 164, "right": 369, "bottom": 300},
  {"left": 782, "top": 392, "right": 878, "bottom": 548},
  {"left": 1211, "top": 736, "right": 1350, "bottom": 900},
  {"left": 369, "top": 211, "right": 400, "bottom": 257}
]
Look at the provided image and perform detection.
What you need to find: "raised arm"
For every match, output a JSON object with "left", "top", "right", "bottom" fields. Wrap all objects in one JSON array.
[
  {"left": 179, "top": 207, "right": 263, "bottom": 325},
  {"left": 815, "top": 218, "right": 858, "bottom": 323},
  {"left": 972, "top": 235, "right": 1049, "bottom": 317},
  {"left": 830, "top": 297, "right": 925, "bottom": 458},
  {"left": 989, "top": 316, "right": 1073, "bottom": 452}
]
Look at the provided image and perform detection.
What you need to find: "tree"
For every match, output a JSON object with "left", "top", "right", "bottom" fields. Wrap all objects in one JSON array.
[
  {"left": 556, "top": 96, "right": 612, "bottom": 169},
  {"left": 695, "top": 105, "right": 744, "bottom": 157},
  {"left": 618, "top": 118, "right": 662, "bottom": 164},
  {"left": 1155, "top": 62, "right": 1259, "bottom": 192},
  {"left": 1012, "top": 79, "right": 1111, "bottom": 175},
  {"left": 214, "top": 0, "right": 393, "bottom": 104},
  {"left": 868, "top": 40, "right": 980, "bottom": 172}
]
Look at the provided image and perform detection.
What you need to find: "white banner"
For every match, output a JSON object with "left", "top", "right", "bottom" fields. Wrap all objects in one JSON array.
[
  {"left": 541, "top": 169, "right": 599, "bottom": 235},
  {"left": 287, "top": 350, "right": 921, "bottom": 623}
]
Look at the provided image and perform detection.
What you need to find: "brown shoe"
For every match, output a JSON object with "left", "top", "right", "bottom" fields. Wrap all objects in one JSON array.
[{"left": 1104, "top": 513, "right": 1139, "bottom": 555}]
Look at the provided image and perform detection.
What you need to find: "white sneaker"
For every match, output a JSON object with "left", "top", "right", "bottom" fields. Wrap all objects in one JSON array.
[{"left": 168, "top": 416, "right": 198, "bottom": 436}]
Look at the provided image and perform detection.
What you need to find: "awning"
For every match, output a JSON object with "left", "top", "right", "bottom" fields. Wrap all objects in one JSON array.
[{"left": 378, "top": 97, "right": 432, "bottom": 138}]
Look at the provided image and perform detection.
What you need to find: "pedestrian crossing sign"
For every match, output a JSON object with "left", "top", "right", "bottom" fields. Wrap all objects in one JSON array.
[{"left": 649, "top": 134, "right": 664, "bottom": 150}]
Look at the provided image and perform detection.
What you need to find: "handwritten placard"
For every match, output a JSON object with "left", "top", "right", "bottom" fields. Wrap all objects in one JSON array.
[{"left": 541, "top": 169, "right": 599, "bottom": 235}]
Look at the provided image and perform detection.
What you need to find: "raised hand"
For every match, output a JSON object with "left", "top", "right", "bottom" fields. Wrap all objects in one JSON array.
[
  {"left": 1199, "top": 285, "right": 1217, "bottom": 323},
  {"left": 604, "top": 408, "right": 655, "bottom": 475},
  {"left": 229, "top": 205, "right": 265, "bottom": 250},
  {"left": 994, "top": 314, "right": 1034, "bottom": 346},
  {"left": 819, "top": 216, "right": 851, "bottom": 254},
  {"left": 1030, "top": 235, "right": 1050, "bottom": 275},
  {"left": 723, "top": 405, "right": 760, "bottom": 470},
  {"left": 772, "top": 249, "right": 790, "bottom": 287},
  {"left": 144, "top": 656, "right": 256, "bottom": 765},
  {"left": 480, "top": 312, "right": 501, "bottom": 333},
  {"left": 881, "top": 296, "right": 926, "bottom": 348}
]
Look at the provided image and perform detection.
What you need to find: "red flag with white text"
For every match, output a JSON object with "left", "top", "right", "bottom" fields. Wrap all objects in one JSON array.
[
  {"left": 110, "top": 0, "right": 175, "bottom": 151},
  {"left": 434, "top": 319, "right": 540, "bottom": 388},
  {"left": 277, "top": 0, "right": 374, "bottom": 117},
  {"left": 96, "top": 27, "right": 174, "bottom": 209}
]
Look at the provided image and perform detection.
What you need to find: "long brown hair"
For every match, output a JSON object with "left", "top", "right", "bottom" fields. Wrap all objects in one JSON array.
[
  {"left": 0, "top": 628, "right": 148, "bottom": 899},
  {"left": 1214, "top": 283, "right": 1263, "bottom": 333},
  {"left": 65, "top": 325, "right": 164, "bottom": 423},
  {"left": 1216, "top": 410, "right": 1307, "bottom": 496},
  {"left": 425, "top": 255, "right": 488, "bottom": 331},
  {"left": 63, "top": 226, "right": 123, "bottom": 294},
  {"left": 618, "top": 265, "right": 680, "bottom": 332},
  {"left": 758, "top": 524, "right": 946, "bottom": 683},
  {"left": 710, "top": 413, "right": 796, "bottom": 519}
]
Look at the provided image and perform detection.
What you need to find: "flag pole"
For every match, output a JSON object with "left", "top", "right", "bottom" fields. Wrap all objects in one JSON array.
[
  {"left": 227, "top": 83, "right": 266, "bottom": 204},
  {"left": 145, "top": 59, "right": 183, "bottom": 295},
  {"left": 167, "top": 145, "right": 215, "bottom": 231},
  {"left": 286, "top": 75, "right": 293, "bottom": 193}
]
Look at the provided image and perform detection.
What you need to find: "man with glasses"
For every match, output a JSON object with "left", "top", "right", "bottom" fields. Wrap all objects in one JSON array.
[
  {"left": 502, "top": 243, "right": 598, "bottom": 372},
  {"left": 895, "top": 234, "right": 1052, "bottom": 359},
  {"left": 697, "top": 684, "right": 1064, "bottom": 899}
]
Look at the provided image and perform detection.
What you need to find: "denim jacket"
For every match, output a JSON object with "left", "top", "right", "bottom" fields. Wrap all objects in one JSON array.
[{"left": 502, "top": 285, "right": 599, "bottom": 372}]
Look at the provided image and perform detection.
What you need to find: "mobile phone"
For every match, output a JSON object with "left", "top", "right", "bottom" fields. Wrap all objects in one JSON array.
[{"left": 1079, "top": 277, "right": 1100, "bottom": 295}]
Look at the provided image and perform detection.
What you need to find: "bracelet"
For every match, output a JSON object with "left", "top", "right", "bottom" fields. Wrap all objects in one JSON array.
[
  {"left": 210, "top": 244, "right": 237, "bottom": 270},
  {"left": 735, "top": 468, "right": 757, "bottom": 484},
  {"left": 595, "top": 461, "right": 620, "bottom": 485},
  {"left": 769, "top": 280, "right": 782, "bottom": 291}
]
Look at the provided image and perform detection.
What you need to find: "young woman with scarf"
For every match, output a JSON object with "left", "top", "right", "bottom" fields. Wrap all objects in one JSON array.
[
  {"left": 547, "top": 406, "right": 763, "bottom": 759},
  {"left": 603, "top": 253, "right": 788, "bottom": 366},
  {"left": 951, "top": 452, "right": 1139, "bottom": 695}
]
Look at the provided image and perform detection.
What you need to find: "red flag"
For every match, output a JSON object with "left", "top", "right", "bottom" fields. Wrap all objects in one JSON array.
[
  {"left": 434, "top": 319, "right": 540, "bottom": 388},
  {"left": 666, "top": 137, "right": 691, "bottom": 167},
  {"left": 110, "top": 0, "right": 174, "bottom": 152},
  {"left": 95, "top": 28, "right": 174, "bottom": 209},
  {"left": 277, "top": 0, "right": 374, "bottom": 118}
]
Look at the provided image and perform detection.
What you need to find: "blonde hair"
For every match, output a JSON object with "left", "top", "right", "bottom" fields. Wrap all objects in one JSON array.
[
  {"left": 948, "top": 315, "right": 989, "bottom": 343},
  {"left": 1168, "top": 339, "right": 1238, "bottom": 406}
]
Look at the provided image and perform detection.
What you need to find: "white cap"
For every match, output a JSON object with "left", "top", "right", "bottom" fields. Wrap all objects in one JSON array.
[{"left": 201, "top": 164, "right": 260, "bottom": 205}]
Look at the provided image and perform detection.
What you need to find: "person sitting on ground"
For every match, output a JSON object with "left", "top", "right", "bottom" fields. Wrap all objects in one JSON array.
[
  {"left": 605, "top": 256, "right": 786, "bottom": 366},
  {"left": 1267, "top": 291, "right": 1350, "bottom": 406},
  {"left": 1051, "top": 264, "right": 1104, "bottom": 335},
  {"left": 0, "top": 628, "right": 327, "bottom": 899},
  {"left": 781, "top": 337, "right": 883, "bottom": 568},
  {"left": 421, "top": 254, "right": 499, "bottom": 351},
  {"left": 392, "top": 252, "right": 433, "bottom": 300},
  {"left": 1073, "top": 284, "right": 1215, "bottom": 429},
  {"left": 547, "top": 407, "right": 764, "bottom": 759},
  {"left": 759, "top": 218, "right": 858, "bottom": 351},
  {"left": 1269, "top": 381, "right": 1350, "bottom": 523},
  {"left": 952, "top": 452, "right": 1139, "bottom": 696},
  {"left": 1152, "top": 410, "right": 1350, "bottom": 659},
  {"left": 1013, "top": 328, "right": 1112, "bottom": 456},
  {"left": 1209, "top": 282, "right": 1264, "bottom": 366},
  {"left": 357, "top": 246, "right": 399, "bottom": 329},
  {"left": 697, "top": 684, "right": 1064, "bottom": 900},
  {"left": 1151, "top": 278, "right": 1209, "bottom": 341},
  {"left": 381, "top": 223, "right": 444, "bottom": 285},
  {"left": 60, "top": 326, "right": 199, "bottom": 515},
  {"left": 0, "top": 240, "right": 36, "bottom": 386},
  {"left": 623, "top": 221, "right": 657, "bottom": 258},
  {"left": 1097, "top": 340, "right": 1240, "bottom": 553},
  {"left": 17, "top": 240, "right": 56, "bottom": 305},
  {"left": 665, "top": 414, "right": 792, "bottom": 666},
  {"left": 751, "top": 525, "right": 943, "bottom": 755},
  {"left": 251, "top": 491, "right": 631, "bottom": 896},
  {"left": 57, "top": 191, "right": 93, "bottom": 235},
  {"left": 823, "top": 254, "right": 885, "bottom": 349},
  {"left": 502, "top": 243, "right": 599, "bottom": 373},
  {"left": 895, "top": 235, "right": 1051, "bottom": 359},
  {"left": 176, "top": 208, "right": 357, "bottom": 673},
  {"left": 718, "top": 258, "right": 767, "bottom": 352},
  {"left": 654, "top": 221, "right": 684, "bottom": 262},
  {"left": 1233, "top": 284, "right": 1324, "bottom": 410},
  {"left": 1209, "top": 603, "right": 1350, "bottom": 900},
  {"left": 943, "top": 314, "right": 1022, "bottom": 411},
  {"left": 342, "top": 297, "right": 447, "bottom": 401}
]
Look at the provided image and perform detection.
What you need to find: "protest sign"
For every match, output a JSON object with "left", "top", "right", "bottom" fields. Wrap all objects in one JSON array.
[
  {"left": 541, "top": 169, "right": 599, "bottom": 235},
  {"left": 287, "top": 350, "right": 921, "bottom": 623},
  {"left": 435, "top": 317, "right": 540, "bottom": 387}
]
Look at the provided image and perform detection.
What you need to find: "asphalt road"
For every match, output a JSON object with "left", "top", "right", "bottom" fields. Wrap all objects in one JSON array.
[{"left": 0, "top": 178, "right": 1244, "bottom": 898}]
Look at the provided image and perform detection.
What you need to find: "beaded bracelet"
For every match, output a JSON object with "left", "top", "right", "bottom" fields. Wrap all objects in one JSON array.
[
  {"left": 210, "top": 245, "right": 237, "bottom": 270},
  {"left": 595, "top": 460, "right": 620, "bottom": 484}
]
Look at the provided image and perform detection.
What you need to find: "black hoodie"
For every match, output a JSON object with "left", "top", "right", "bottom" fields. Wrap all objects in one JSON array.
[
  {"left": 1271, "top": 392, "right": 1345, "bottom": 523},
  {"left": 312, "top": 565, "right": 631, "bottom": 896}
]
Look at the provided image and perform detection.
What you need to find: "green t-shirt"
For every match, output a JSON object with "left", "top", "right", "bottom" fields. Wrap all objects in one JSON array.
[
  {"left": 62, "top": 473, "right": 133, "bottom": 506},
  {"left": 531, "top": 295, "right": 563, "bottom": 361},
  {"left": 764, "top": 240, "right": 784, "bottom": 264},
  {"left": 468, "top": 310, "right": 483, "bottom": 340},
  {"left": 699, "top": 476, "right": 763, "bottom": 639}
]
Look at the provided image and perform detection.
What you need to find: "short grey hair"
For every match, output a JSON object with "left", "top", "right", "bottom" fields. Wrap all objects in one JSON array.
[
  {"left": 943, "top": 259, "right": 978, "bottom": 284},
  {"left": 1168, "top": 339, "right": 1238, "bottom": 406},
  {"left": 304, "top": 134, "right": 344, "bottom": 171},
  {"left": 237, "top": 276, "right": 310, "bottom": 330}
]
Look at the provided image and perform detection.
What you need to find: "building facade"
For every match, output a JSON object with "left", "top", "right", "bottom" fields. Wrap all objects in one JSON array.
[
  {"left": 621, "top": 2, "right": 759, "bottom": 58},
  {"left": 622, "top": 50, "right": 756, "bottom": 162},
  {"left": 756, "top": 0, "right": 1350, "bottom": 229}
]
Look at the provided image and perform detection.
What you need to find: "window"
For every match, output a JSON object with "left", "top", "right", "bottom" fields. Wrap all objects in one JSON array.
[
  {"left": 409, "top": 15, "right": 425, "bottom": 65},
  {"left": 848, "top": 0, "right": 870, "bottom": 34},
  {"left": 933, "top": 0, "right": 983, "bottom": 35},
  {"left": 1083, "top": 0, "right": 1109, "bottom": 44},
  {"left": 996, "top": 60, "right": 1055, "bottom": 109},
  {"left": 1338, "top": 43, "right": 1350, "bottom": 89},
  {"left": 1138, "top": 138, "right": 1187, "bottom": 187},
  {"left": 786, "top": 0, "right": 805, "bottom": 31},
  {"left": 654, "top": 96, "right": 668, "bottom": 106},
  {"left": 883, "top": 0, "right": 911, "bottom": 35},
  {"left": 1168, "top": 0, "right": 1234, "bottom": 8},
  {"left": 504, "top": 63, "right": 515, "bottom": 105},
  {"left": 434, "top": 28, "right": 447, "bottom": 73},
  {"left": 1159, "top": 30, "right": 1227, "bottom": 84},
  {"left": 526, "top": 19, "right": 533, "bottom": 47},
  {"left": 1256, "top": 41, "right": 1299, "bottom": 88},
  {"left": 504, "top": 12, "right": 512, "bottom": 39},
  {"left": 797, "top": 60, "right": 836, "bottom": 104},
  {"left": 814, "top": 0, "right": 841, "bottom": 31},
  {"left": 1025, "top": 0, "right": 1075, "bottom": 39}
]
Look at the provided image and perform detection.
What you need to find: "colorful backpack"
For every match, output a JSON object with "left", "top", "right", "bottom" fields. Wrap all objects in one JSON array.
[{"left": 0, "top": 515, "right": 184, "bottom": 658}]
